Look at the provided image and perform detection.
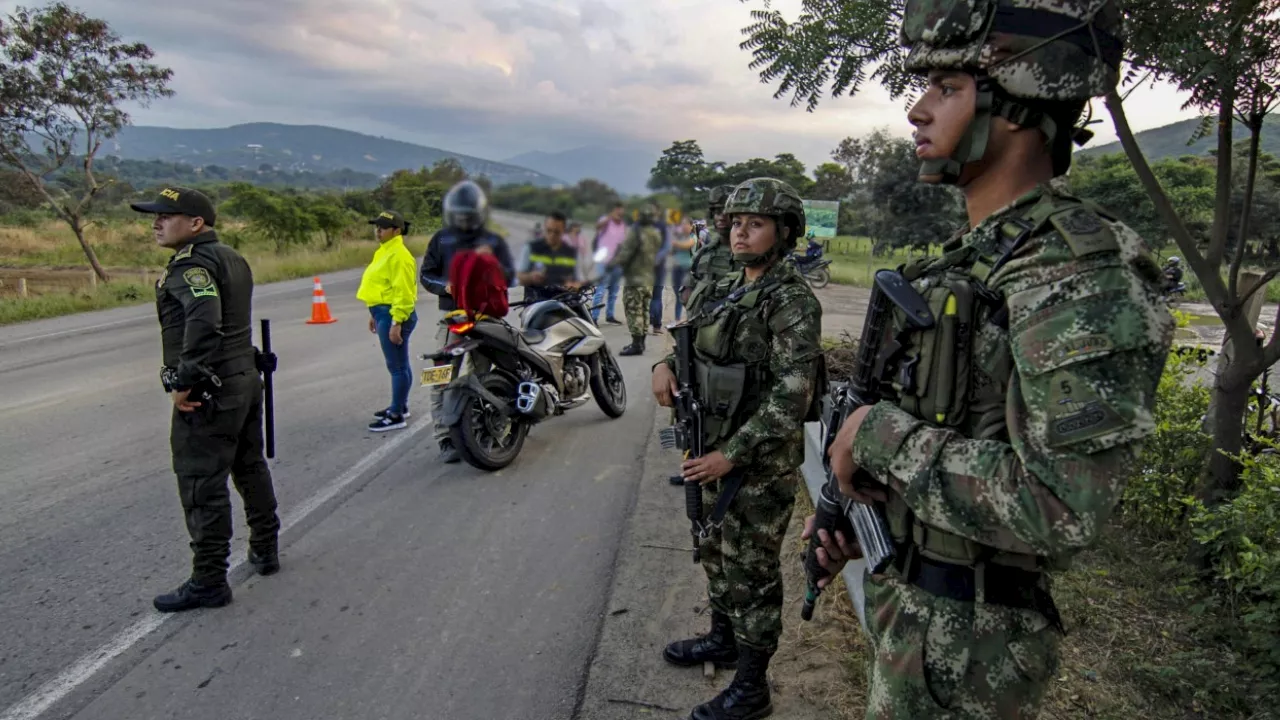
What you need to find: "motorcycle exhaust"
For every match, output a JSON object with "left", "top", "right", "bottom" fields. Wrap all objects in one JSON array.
[{"left": 516, "top": 381, "right": 551, "bottom": 419}]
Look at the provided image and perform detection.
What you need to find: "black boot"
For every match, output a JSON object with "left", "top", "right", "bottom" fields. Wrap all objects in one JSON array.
[
  {"left": 663, "top": 610, "right": 739, "bottom": 669},
  {"left": 619, "top": 335, "right": 645, "bottom": 356},
  {"left": 248, "top": 545, "right": 280, "bottom": 576},
  {"left": 689, "top": 645, "right": 774, "bottom": 720},
  {"left": 153, "top": 579, "right": 233, "bottom": 613}
]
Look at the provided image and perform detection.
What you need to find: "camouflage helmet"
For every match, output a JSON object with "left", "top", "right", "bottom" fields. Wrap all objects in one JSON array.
[
  {"left": 707, "top": 185, "right": 736, "bottom": 211},
  {"left": 900, "top": 0, "right": 1123, "bottom": 102},
  {"left": 723, "top": 178, "right": 807, "bottom": 247}
]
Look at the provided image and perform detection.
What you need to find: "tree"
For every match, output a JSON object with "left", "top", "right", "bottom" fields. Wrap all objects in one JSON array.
[
  {"left": 0, "top": 2, "right": 173, "bottom": 281},
  {"left": 307, "top": 195, "right": 357, "bottom": 248},
  {"left": 735, "top": 0, "right": 1280, "bottom": 499},
  {"left": 222, "top": 183, "right": 318, "bottom": 253},
  {"left": 810, "top": 162, "right": 853, "bottom": 201},
  {"left": 649, "top": 140, "right": 708, "bottom": 198}
]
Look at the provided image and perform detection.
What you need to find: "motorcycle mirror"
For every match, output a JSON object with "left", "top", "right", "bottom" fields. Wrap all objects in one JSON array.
[{"left": 593, "top": 247, "right": 609, "bottom": 264}]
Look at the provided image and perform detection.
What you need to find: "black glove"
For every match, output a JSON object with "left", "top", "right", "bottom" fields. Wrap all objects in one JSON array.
[{"left": 255, "top": 350, "right": 278, "bottom": 374}]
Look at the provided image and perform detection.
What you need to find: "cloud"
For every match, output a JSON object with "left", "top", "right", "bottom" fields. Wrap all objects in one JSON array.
[{"left": 3, "top": 0, "right": 1201, "bottom": 175}]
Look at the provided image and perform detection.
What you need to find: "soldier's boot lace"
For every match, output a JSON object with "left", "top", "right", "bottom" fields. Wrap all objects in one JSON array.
[
  {"left": 663, "top": 610, "right": 739, "bottom": 669},
  {"left": 619, "top": 335, "right": 645, "bottom": 356},
  {"left": 689, "top": 645, "right": 773, "bottom": 720},
  {"left": 153, "top": 578, "right": 233, "bottom": 613}
]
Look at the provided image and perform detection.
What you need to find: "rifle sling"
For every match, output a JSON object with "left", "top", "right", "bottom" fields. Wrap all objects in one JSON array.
[{"left": 707, "top": 470, "right": 747, "bottom": 527}]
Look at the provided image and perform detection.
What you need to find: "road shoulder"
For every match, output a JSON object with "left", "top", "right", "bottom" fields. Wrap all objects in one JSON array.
[{"left": 574, "top": 408, "right": 859, "bottom": 719}]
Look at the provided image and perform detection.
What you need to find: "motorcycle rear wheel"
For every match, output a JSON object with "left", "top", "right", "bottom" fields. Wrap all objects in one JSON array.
[{"left": 451, "top": 373, "right": 529, "bottom": 471}]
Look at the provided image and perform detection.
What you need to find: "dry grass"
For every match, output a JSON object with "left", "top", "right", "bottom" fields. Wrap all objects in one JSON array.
[{"left": 772, "top": 490, "right": 871, "bottom": 720}]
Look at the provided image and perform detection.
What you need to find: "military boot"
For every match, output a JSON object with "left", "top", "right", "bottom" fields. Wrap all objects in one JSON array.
[
  {"left": 663, "top": 610, "right": 738, "bottom": 669},
  {"left": 248, "top": 545, "right": 280, "bottom": 576},
  {"left": 153, "top": 579, "right": 232, "bottom": 613},
  {"left": 689, "top": 645, "right": 774, "bottom": 720},
  {"left": 619, "top": 335, "right": 645, "bottom": 356}
]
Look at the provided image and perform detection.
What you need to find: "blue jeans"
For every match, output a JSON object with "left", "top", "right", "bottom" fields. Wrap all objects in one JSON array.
[
  {"left": 370, "top": 305, "right": 418, "bottom": 416},
  {"left": 592, "top": 265, "right": 623, "bottom": 322},
  {"left": 649, "top": 265, "right": 667, "bottom": 328},
  {"left": 670, "top": 266, "right": 689, "bottom": 321}
]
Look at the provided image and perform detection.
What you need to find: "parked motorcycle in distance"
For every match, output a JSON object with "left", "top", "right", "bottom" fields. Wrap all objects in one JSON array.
[{"left": 420, "top": 248, "right": 627, "bottom": 471}]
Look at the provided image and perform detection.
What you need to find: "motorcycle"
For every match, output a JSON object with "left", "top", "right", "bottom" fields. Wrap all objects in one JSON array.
[
  {"left": 795, "top": 255, "right": 832, "bottom": 289},
  {"left": 419, "top": 251, "right": 627, "bottom": 471},
  {"left": 1162, "top": 272, "right": 1186, "bottom": 305}
]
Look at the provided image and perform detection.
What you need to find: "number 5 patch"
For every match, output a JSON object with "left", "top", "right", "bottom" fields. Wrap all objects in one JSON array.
[{"left": 183, "top": 267, "right": 219, "bottom": 298}]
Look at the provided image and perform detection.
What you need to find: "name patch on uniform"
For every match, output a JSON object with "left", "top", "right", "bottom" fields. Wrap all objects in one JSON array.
[
  {"left": 1051, "top": 334, "right": 1114, "bottom": 363},
  {"left": 183, "top": 267, "right": 218, "bottom": 298}
]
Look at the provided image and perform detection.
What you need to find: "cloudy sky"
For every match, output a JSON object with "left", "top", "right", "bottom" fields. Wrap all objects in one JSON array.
[{"left": 8, "top": 0, "right": 1202, "bottom": 169}]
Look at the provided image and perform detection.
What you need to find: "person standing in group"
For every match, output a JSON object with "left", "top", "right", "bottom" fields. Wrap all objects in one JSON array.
[
  {"left": 808, "top": 1, "right": 1175, "bottom": 717},
  {"left": 592, "top": 202, "right": 628, "bottom": 324},
  {"left": 357, "top": 210, "right": 419, "bottom": 433},
  {"left": 683, "top": 185, "right": 738, "bottom": 317},
  {"left": 668, "top": 216, "right": 696, "bottom": 322},
  {"left": 132, "top": 186, "right": 281, "bottom": 613},
  {"left": 517, "top": 210, "right": 583, "bottom": 303},
  {"left": 649, "top": 207, "right": 677, "bottom": 334},
  {"left": 419, "top": 180, "right": 516, "bottom": 463},
  {"left": 607, "top": 203, "right": 663, "bottom": 356},
  {"left": 652, "top": 178, "right": 823, "bottom": 719},
  {"left": 565, "top": 220, "right": 595, "bottom": 277}
]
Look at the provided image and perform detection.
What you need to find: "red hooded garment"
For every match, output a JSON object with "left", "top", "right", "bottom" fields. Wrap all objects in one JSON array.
[{"left": 448, "top": 249, "right": 509, "bottom": 319}]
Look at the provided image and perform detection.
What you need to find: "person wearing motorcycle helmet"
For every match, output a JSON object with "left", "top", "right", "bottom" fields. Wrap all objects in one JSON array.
[
  {"left": 1164, "top": 255, "right": 1184, "bottom": 285},
  {"left": 683, "top": 185, "right": 740, "bottom": 315},
  {"left": 651, "top": 177, "right": 825, "bottom": 720},
  {"left": 419, "top": 179, "right": 516, "bottom": 464},
  {"left": 810, "top": 2, "right": 1174, "bottom": 717}
]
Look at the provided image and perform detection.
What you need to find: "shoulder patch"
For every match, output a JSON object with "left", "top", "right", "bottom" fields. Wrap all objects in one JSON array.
[
  {"left": 1050, "top": 207, "right": 1119, "bottom": 258},
  {"left": 1045, "top": 370, "right": 1131, "bottom": 448},
  {"left": 182, "top": 267, "right": 219, "bottom": 298}
]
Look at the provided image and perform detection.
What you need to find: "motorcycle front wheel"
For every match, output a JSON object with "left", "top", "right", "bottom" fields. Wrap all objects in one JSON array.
[
  {"left": 590, "top": 350, "right": 627, "bottom": 418},
  {"left": 806, "top": 267, "right": 830, "bottom": 289},
  {"left": 451, "top": 372, "right": 529, "bottom": 471}
]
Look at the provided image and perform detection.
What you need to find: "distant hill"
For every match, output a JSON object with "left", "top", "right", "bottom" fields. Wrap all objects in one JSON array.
[
  {"left": 504, "top": 145, "right": 658, "bottom": 196},
  {"left": 1080, "top": 116, "right": 1280, "bottom": 161},
  {"left": 94, "top": 123, "right": 564, "bottom": 188}
]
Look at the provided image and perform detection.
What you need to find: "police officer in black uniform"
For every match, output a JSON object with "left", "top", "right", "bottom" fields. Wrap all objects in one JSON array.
[
  {"left": 132, "top": 187, "right": 281, "bottom": 613},
  {"left": 517, "top": 210, "right": 583, "bottom": 303}
]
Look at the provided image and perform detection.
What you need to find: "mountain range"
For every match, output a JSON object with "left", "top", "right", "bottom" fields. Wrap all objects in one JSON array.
[
  {"left": 1080, "top": 116, "right": 1280, "bottom": 161},
  {"left": 97, "top": 123, "right": 565, "bottom": 188},
  {"left": 504, "top": 145, "right": 659, "bottom": 195}
]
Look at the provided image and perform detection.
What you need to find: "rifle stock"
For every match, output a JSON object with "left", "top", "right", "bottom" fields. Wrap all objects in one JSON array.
[{"left": 800, "top": 269, "right": 934, "bottom": 621}]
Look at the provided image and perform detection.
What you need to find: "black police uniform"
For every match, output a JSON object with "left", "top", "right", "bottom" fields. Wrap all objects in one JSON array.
[
  {"left": 522, "top": 238, "right": 579, "bottom": 303},
  {"left": 133, "top": 188, "right": 281, "bottom": 611}
]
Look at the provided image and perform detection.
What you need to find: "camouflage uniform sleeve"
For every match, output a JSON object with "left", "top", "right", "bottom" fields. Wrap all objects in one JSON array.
[
  {"left": 165, "top": 258, "right": 225, "bottom": 390},
  {"left": 611, "top": 228, "right": 639, "bottom": 271},
  {"left": 850, "top": 221, "right": 1172, "bottom": 555},
  {"left": 721, "top": 288, "right": 823, "bottom": 468}
]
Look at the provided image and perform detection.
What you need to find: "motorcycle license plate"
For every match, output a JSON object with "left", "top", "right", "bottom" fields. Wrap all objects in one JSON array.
[{"left": 420, "top": 364, "right": 454, "bottom": 387}]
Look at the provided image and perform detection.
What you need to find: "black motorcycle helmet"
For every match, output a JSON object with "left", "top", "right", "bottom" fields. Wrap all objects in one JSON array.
[{"left": 443, "top": 180, "right": 489, "bottom": 233}]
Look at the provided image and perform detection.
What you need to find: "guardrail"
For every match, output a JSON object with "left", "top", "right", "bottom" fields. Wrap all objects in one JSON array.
[{"left": 800, "top": 419, "right": 870, "bottom": 634}]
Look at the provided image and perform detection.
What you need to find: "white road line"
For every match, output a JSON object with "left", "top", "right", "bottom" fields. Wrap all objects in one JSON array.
[{"left": 0, "top": 417, "right": 433, "bottom": 720}]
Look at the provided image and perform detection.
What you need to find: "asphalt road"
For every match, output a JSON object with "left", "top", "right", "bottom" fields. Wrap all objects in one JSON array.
[{"left": 0, "top": 210, "right": 658, "bottom": 720}]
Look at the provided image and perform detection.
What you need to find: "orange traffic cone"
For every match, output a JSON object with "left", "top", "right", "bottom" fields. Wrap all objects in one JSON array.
[{"left": 306, "top": 276, "right": 337, "bottom": 324}]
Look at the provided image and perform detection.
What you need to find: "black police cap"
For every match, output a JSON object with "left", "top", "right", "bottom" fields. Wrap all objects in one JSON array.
[
  {"left": 369, "top": 210, "right": 407, "bottom": 231},
  {"left": 130, "top": 187, "right": 217, "bottom": 227}
]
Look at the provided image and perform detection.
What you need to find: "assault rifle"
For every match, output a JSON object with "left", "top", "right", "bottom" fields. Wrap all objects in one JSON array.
[
  {"left": 658, "top": 321, "right": 745, "bottom": 562},
  {"left": 800, "top": 269, "right": 934, "bottom": 621}
]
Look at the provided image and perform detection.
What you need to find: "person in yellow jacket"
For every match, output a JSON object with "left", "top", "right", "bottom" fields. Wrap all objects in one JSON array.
[{"left": 357, "top": 210, "right": 419, "bottom": 432}]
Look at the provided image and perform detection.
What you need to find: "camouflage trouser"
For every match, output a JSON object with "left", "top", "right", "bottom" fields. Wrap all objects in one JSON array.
[
  {"left": 861, "top": 572, "right": 1062, "bottom": 719},
  {"left": 699, "top": 469, "right": 798, "bottom": 653},
  {"left": 622, "top": 285, "right": 652, "bottom": 338}
]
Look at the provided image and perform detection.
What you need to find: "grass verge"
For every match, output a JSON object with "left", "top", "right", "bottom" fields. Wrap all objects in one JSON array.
[{"left": 0, "top": 233, "right": 431, "bottom": 327}]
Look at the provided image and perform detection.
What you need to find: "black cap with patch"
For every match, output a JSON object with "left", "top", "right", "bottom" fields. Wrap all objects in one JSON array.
[
  {"left": 369, "top": 210, "right": 406, "bottom": 231},
  {"left": 130, "top": 187, "right": 217, "bottom": 228}
]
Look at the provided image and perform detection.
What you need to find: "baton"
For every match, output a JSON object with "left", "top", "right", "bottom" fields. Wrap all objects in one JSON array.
[{"left": 261, "top": 318, "right": 276, "bottom": 459}]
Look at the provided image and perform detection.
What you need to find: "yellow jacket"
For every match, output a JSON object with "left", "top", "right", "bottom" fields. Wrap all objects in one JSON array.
[{"left": 356, "top": 235, "right": 418, "bottom": 323}]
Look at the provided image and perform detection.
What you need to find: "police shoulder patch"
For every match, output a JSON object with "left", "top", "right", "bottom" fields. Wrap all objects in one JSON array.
[
  {"left": 1050, "top": 207, "right": 1119, "bottom": 258},
  {"left": 182, "top": 267, "right": 218, "bottom": 298}
]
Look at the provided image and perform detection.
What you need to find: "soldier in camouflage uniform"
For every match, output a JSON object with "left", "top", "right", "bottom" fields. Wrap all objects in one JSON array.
[
  {"left": 609, "top": 203, "right": 664, "bottom": 356},
  {"left": 653, "top": 178, "right": 824, "bottom": 720},
  {"left": 683, "top": 185, "right": 739, "bottom": 316},
  {"left": 808, "top": 2, "right": 1175, "bottom": 718}
]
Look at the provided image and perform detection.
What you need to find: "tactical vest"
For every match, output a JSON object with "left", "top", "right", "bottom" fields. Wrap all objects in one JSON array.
[
  {"left": 527, "top": 239, "right": 578, "bottom": 285},
  {"left": 879, "top": 191, "right": 1123, "bottom": 572},
  {"left": 686, "top": 234, "right": 736, "bottom": 315}
]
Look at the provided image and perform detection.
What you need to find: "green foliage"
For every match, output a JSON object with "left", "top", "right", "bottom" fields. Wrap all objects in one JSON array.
[
  {"left": 1070, "top": 153, "right": 1217, "bottom": 250},
  {"left": 490, "top": 179, "right": 623, "bottom": 223}
]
